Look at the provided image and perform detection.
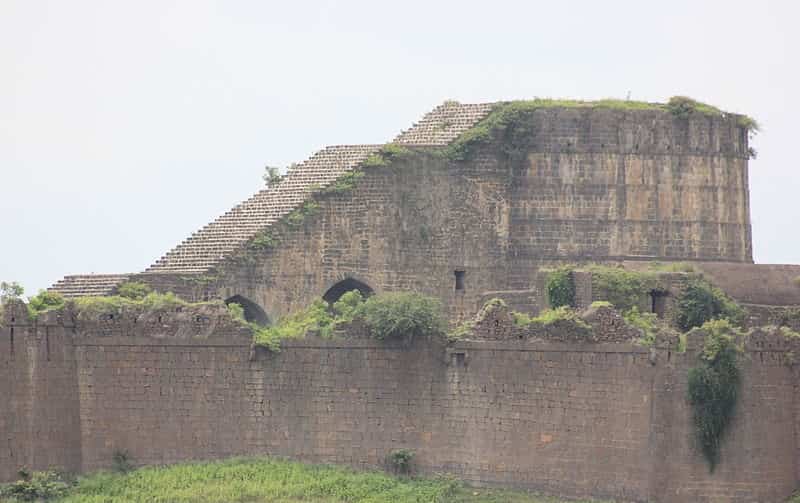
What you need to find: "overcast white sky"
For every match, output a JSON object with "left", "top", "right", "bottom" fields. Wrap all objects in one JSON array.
[{"left": 1, "top": 0, "right": 798, "bottom": 295}]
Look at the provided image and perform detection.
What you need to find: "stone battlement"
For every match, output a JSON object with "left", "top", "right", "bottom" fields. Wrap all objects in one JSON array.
[{"left": 2, "top": 306, "right": 799, "bottom": 502}]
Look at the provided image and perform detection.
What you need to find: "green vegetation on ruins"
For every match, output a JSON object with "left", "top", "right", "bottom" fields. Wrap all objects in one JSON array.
[
  {"left": 240, "top": 290, "right": 446, "bottom": 351},
  {"left": 623, "top": 307, "right": 660, "bottom": 346},
  {"left": 0, "top": 458, "right": 614, "bottom": 503},
  {"left": 544, "top": 264, "right": 663, "bottom": 314},
  {"left": 445, "top": 97, "right": 758, "bottom": 161},
  {"left": 541, "top": 264, "right": 746, "bottom": 336},
  {"left": 586, "top": 265, "right": 660, "bottom": 313},
  {"left": 544, "top": 266, "right": 575, "bottom": 308},
  {"left": 285, "top": 200, "right": 320, "bottom": 227},
  {"left": 513, "top": 306, "right": 592, "bottom": 334},
  {"left": 362, "top": 143, "right": 412, "bottom": 168},
  {"left": 686, "top": 319, "right": 743, "bottom": 472},
  {"left": 320, "top": 170, "right": 365, "bottom": 195},
  {"left": 248, "top": 229, "right": 279, "bottom": 251},
  {"left": 676, "top": 277, "right": 745, "bottom": 331},
  {"left": 1, "top": 282, "right": 226, "bottom": 324},
  {"left": 115, "top": 281, "right": 152, "bottom": 301},
  {"left": 26, "top": 290, "right": 66, "bottom": 319},
  {"left": 541, "top": 264, "right": 748, "bottom": 471}
]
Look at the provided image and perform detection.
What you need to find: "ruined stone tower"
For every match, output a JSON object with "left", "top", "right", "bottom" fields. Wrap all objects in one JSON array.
[{"left": 50, "top": 99, "right": 761, "bottom": 321}]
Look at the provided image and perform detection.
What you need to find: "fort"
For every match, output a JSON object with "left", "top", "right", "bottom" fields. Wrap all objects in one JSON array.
[{"left": 3, "top": 98, "right": 800, "bottom": 502}]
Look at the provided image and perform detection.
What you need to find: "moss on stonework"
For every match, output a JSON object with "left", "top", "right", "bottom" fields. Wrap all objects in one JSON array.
[
  {"left": 285, "top": 200, "right": 320, "bottom": 227},
  {"left": 362, "top": 143, "right": 412, "bottom": 168},
  {"left": 249, "top": 229, "right": 279, "bottom": 251},
  {"left": 320, "top": 170, "right": 365, "bottom": 195},
  {"left": 445, "top": 97, "right": 757, "bottom": 161}
]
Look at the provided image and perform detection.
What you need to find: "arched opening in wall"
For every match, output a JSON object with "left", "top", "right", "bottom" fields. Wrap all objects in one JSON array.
[
  {"left": 323, "top": 278, "right": 374, "bottom": 305},
  {"left": 225, "top": 295, "right": 271, "bottom": 326}
]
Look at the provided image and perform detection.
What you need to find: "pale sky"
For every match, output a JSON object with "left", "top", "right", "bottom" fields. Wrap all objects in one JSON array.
[{"left": 2, "top": 0, "right": 798, "bottom": 295}]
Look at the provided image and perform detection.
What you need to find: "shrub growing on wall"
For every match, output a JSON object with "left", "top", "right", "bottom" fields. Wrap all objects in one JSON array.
[
  {"left": 116, "top": 281, "right": 153, "bottom": 301},
  {"left": 27, "top": 290, "right": 65, "bottom": 319},
  {"left": 587, "top": 266, "right": 658, "bottom": 313},
  {"left": 358, "top": 292, "right": 445, "bottom": 343},
  {"left": 676, "top": 278, "right": 744, "bottom": 331},
  {"left": 251, "top": 291, "right": 446, "bottom": 350},
  {"left": 687, "top": 319, "right": 742, "bottom": 472},
  {"left": 545, "top": 267, "right": 575, "bottom": 308}
]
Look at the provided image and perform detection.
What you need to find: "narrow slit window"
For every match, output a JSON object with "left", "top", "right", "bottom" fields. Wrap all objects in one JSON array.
[{"left": 454, "top": 270, "right": 466, "bottom": 291}]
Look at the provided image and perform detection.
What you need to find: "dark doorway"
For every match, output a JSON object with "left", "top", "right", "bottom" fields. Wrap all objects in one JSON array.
[
  {"left": 650, "top": 291, "right": 668, "bottom": 319},
  {"left": 323, "top": 278, "right": 374, "bottom": 304},
  {"left": 225, "top": 295, "right": 270, "bottom": 326}
]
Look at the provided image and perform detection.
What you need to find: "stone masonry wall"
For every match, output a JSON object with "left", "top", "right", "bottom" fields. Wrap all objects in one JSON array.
[
  {"left": 131, "top": 107, "right": 752, "bottom": 323},
  {"left": 0, "top": 307, "right": 81, "bottom": 482},
  {"left": 2, "top": 312, "right": 799, "bottom": 502}
]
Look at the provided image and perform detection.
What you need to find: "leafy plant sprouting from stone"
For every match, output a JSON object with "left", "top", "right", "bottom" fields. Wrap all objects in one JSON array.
[
  {"left": 666, "top": 96, "right": 724, "bottom": 120},
  {"left": 676, "top": 277, "right": 745, "bottom": 331},
  {"left": 512, "top": 306, "right": 592, "bottom": 333},
  {"left": 687, "top": 319, "right": 743, "bottom": 472},
  {"left": 623, "top": 307, "right": 660, "bottom": 346},
  {"left": 0, "top": 281, "right": 24, "bottom": 303},
  {"left": 0, "top": 281, "right": 25, "bottom": 324},
  {"left": 545, "top": 266, "right": 575, "bottom": 308},
  {"left": 362, "top": 143, "right": 412, "bottom": 168},
  {"left": 249, "top": 229, "right": 279, "bottom": 251},
  {"left": 285, "top": 201, "right": 320, "bottom": 227},
  {"left": 26, "top": 290, "right": 65, "bottom": 319},
  {"left": 262, "top": 165, "right": 284, "bottom": 187},
  {"left": 116, "top": 281, "right": 153, "bottom": 301},
  {"left": 250, "top": 290, "right": 446, "bottom": 351},
  {"left": 587, "top": 265, "right": 659, "bottom": 313},
  {"left": 387, "top": 449, "right": 415, "bottom": 476},
  {"left": 320, "top": 170, "right": 365, "bottom": 195}
]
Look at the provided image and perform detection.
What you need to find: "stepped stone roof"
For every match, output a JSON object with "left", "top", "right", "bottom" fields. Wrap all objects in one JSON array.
[
  {"left": 49, "top": 274, "right": 132, "bottom": 298},
  {"left": 146, "top": 144, "right": 382, "bottom": 274},
  {"left": 49, "top": 101, "right": 496, "bottom": 297}
]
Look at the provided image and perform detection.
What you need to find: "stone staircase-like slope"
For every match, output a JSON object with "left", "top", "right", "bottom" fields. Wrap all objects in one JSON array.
[
  {"left": 49, "top": 274, "right": 133, "bottom": 298},
  {"left": 49, "top": 101, "right": 496, "bottom": 297},
  {"left": 145, "top": 144, "right": 382, "bottom": 274}
]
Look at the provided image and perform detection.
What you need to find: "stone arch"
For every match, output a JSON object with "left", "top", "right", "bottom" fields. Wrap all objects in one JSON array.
[
  {"left": 322, "top": 278, "right": 374, "bottom": 305},
  {"left": 225, "top": 295, "right": 270, "bottom": 326}
]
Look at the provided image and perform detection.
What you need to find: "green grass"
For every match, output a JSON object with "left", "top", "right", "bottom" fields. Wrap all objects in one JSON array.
[
  {"left": 445, "top": 97, "right": 757, "bottom": 161},
  {"left": 0, "top": 457, "right": 613, "bottom": 503}
]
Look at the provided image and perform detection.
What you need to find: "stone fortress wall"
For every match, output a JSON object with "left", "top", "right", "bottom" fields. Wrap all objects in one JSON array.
[
  {"left": 29, "top": 101, "right": 800, "bottom": 502},
  {"left": 2, "top": 300, "right": 800, "bottom": 503}
]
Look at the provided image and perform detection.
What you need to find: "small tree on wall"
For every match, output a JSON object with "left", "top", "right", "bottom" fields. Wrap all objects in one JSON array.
[
  {"left": 263, "top": 165, "right": 284, "bottom": 187},
  {"left": 545, "top": 267, "right": 575, "bottom": 308},
  {"left": 0, "top": 281, "right": 24, "bottom": 303}
]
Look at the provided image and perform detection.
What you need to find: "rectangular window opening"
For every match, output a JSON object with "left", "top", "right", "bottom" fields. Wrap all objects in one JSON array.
[
  {"left": 651, "top": 291, "right": 667, "bottom": 319},
  {"left": 454, "top": 270, "right": 466, "bottom": 291}
]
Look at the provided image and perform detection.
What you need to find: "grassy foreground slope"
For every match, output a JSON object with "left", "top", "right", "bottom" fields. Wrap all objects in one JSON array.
[{"left": 1, "top": 457, "right": 612, "bottom": 503}]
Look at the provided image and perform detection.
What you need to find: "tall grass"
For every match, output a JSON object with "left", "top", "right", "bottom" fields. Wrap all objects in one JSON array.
[{"left": 1, "top": 457, "right": 615, "bottom": 503}]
